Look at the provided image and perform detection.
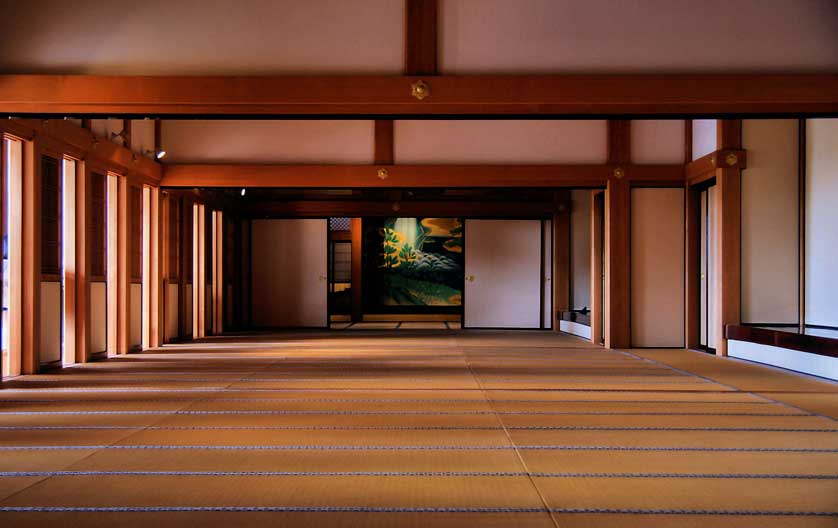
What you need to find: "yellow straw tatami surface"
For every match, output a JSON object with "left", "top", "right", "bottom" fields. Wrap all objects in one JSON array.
[{"left": 0, "top": 330, "right": 836, "bottom": 527}]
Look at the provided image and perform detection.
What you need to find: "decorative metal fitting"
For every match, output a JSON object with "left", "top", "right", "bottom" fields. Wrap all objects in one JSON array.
[
  {"left": 377, "top": 168, "right": 389, "bottom": 180},
  {"left": 613, "top": 167, "right": 625, "bottom": 179},
  {"left": 725, "top": 152, "right": 739, "bottom": 166},
  {"left": 411, "top": 80, "right": 430, "bottom": 100}
]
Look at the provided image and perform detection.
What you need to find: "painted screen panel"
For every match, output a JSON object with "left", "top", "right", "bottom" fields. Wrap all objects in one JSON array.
[
  {"left": 362, "top": 218, "right": 463, "bottom": 312},
  {"left": 251, "top": 219, "right": 327, "bottom": 327},
  {"left": 631, "top": 188, "right": 685, "bottom": 347},
  {"left": 464, "top": 220, "right": 541, "bottom": 328}
]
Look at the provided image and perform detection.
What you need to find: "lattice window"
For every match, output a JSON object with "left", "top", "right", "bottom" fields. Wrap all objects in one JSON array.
[
  {"left": 40, "top": 156, "right": 61, "bottom": 277},
  {"left": 329, "top": 217, "right": 350, "bottom": 231}
]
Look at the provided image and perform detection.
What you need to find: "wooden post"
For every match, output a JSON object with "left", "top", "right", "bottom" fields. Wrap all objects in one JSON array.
[
  {"left": 21, "top": 139, "right": 41, "bottom": 372},
  {"left": 404, "top": 0, "right": 438, "bottom": 75},
  {"left": 61, "top": 158, "right": 77, "bottom": 365},
  {"left": 684, "top": 184, "right": 701, "bottom": 350},
  {"left": 590, "top": 190, "right": 604, "bottom": 345},
  {"left": 552, "top": 191, "right": 571, "bottom": 331},
  {"left": 713, "top": 120, "right": 742, "bottom": 356},
  {"left": 212, "top": 210, "right": 223, "bottom": 335},
  {"left": 4, "top": 137, "right": 23, "bottom": 376},
  {"left": 116, "top": 177, "right": 129, "bottom": 355},
  {"left": 193, "top": 203, "right": 205, "bottom": 338},
  {"left": 350, "top": 217, "right": 363, "bottom": 323},
  {"left": 142, "top": 187, "right": 151, "bottom": 349},
  {"left": 150, "top": 186, "right": 162, "bottom": 348},
  {"left": 74, "top": 161, "right": 88, "bottom": 363},
  {"left": 178, "top": 197, "right": 190, "bottom": 339},
  {"left": 604, "top": 120, "right": 632, "bottom": 349}
]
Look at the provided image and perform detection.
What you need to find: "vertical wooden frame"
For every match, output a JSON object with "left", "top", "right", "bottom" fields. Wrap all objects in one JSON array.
[
  {"left": 141, "top": 186, "right": 151, "bottom": 349},
  {"left": 74, "top": 161, "right": 88, "bottom": 363},
  {"left": 150, "top": 186, "right": 162, "bottom": 348},
  {"left": 350, "top": 217, "right": 363, "bottom": 323},
  {"left": 590, "top": 190, "right": 604, "bottom": 345},
  {"left": 685, "top": 184, "right": 701, "bottom": 350},
  {"left": 161, "top": 194, "right": 170, "bottom": 343},
  {"left": 552, "top": 191, "right": 571, "bottom": 331},
  {"left": 604, "top": 120, "right": 631, "bottom": 349},
  {"left": 193, "top": 203, "right": 205, "bottom": 338},
  {"left": 61, "top": 158, "right": 77, "bottom": 365},
  {"left": 212, "top": 210, "right": 223, "bottom": 335},
  {"left": 116, "top": 176, "right": 129, "bottom": 355},
  {"left": 3, "top": 137, "right": 24, "bottom": 377},
  {"left": 177, "top": 197, "right": 190, "bottom": 340},
  {"left": 21, "top": 139, "right": 41, "bottom": 372}
]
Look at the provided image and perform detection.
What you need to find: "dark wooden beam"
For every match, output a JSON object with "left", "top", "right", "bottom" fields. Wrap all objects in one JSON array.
[
  {"left": 160, "top": 164, "right": 679, "bottom": 188},
  {"left": 1, "top": 74, "right": 836, "bottom": 116},
  {"left": 405, "top": 0, "right": 438, "bottom": 75}
]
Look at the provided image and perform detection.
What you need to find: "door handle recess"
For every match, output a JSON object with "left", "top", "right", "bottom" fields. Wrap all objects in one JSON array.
[{"left": 466, "top": 275, "right": 475, "bottom": 282}]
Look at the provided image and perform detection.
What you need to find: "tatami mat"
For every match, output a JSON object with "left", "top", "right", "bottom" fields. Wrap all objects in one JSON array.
[{"left": 1, "top": 330, "right": 836, "bottom": 526}]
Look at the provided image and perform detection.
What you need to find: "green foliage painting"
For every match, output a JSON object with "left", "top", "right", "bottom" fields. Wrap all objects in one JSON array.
[{"left": 364, "top": 218, "right": 464, "bottom": 308}]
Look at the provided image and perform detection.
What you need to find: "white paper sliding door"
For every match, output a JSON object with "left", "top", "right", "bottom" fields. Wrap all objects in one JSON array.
[
  {"left": 251, "top": 219, "right": 328, "bottom": 328},
  {"left": 464, "top": 219, "right": 541, "bottom": 328}
]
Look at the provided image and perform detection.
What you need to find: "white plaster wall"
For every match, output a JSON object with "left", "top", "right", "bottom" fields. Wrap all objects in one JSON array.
[
  {"left": 39, "top": 282, "right": 62, "bottom": 363},
  {"left": 89, "top": 282, "right": 107, "bottom": 353},
  {"left": 631, "top": 188, "right": 685, "bottom": 347},
  {"left": 90, "top": 119, "right": 126, "bottom": 146},
  {"left": 692, "top": 120, "right": 717, "bottom": 160},
  {"left": 130, "top": 119, "right": 156, "bottom": 157},
  {"left": 0, "top": 0, "right": 403, "bottom": 74},
  {"left": 805, "top": 119, "right": 838, "bottom": 328},
  {"left": 161, "top": 120, "right": 374, "bottom": 164},
  {"left": 395, "top": 121, "right": 607, "bottom": 164},
  {"left": 741, "top": 120, "right": 799, "bottom": 324},
  {"left": 441, "top": 0, "right": 838, "bottom": 73},
  {"left": 130, "top": 283, "right": 142, "bottom": 348},
  {"left": 631, "top": 120, "right": 686, "bottom": 164},
  {"left": 166, "top": 283, "right": 179, "bottom": 339},
  {"left": 571, "top": 190, "right": 591, "bottom": 310}
]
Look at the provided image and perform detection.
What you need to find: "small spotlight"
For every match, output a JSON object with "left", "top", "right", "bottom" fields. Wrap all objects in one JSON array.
[
  {"left": 240, "top": 188, "right": 247, "bottom": 196},
  {"left": 156, "top": 150, "right": 166, "bottom": 159}
]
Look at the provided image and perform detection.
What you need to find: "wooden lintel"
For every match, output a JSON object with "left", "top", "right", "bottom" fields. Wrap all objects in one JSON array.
[
  {"left": 1, "top": 74, "right": 836, "bottom": 116},
  {"left": 244, "top": 200, "right": 557, "bottom": 218},
  {"left": 161, "top": 164, "right": 629, "bottom": 188},
  {"left": 685, "top": 149, "right": 747, "bottom": 182}
]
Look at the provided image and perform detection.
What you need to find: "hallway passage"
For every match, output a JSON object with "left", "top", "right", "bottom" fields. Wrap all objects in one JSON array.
[{"left": 0, "top": 331, "right": 836, "bottom": 527}]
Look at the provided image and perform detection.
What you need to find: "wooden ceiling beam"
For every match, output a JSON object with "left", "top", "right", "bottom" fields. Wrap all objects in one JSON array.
[
  {"left": 159, "top": 164, "right": 631, "bottom": 188},
  {"left": 1, "top": 74, "right": 836, "bottom": 116}
]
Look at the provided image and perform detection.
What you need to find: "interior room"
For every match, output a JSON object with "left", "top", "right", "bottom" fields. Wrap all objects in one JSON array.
[{"left": 0, "top": 1, "right": 836, "bottom": 526}]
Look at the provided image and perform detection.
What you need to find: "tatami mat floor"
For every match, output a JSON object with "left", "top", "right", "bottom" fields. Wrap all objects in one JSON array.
[{"left": 0, "top": 331, "right": 836, "bottom": 527}]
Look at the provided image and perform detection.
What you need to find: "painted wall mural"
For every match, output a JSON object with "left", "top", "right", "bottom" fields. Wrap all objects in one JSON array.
[{"left": 363, "top": 218, "right": 463, "bottom": 310}]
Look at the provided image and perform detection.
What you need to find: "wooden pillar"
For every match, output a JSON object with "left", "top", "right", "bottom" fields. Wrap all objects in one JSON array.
[
  {"left": 177, "top": 197, "right": 190, "bottom": 340},
  {"left": 4, "top": 137, "right": 24, "bottom": 376},
  {"left": 21, "top": 139, "right": 40, "bottom": 373},
  {"left": 552, "top": 191, "right": 571, "bottom": 331},
  {"left": 684, "top": 184, "right": 701, "bottom": 350},
  {"left": 107, "top": 174, "right": 129, "bottom": 356},
  {"left": 404, "top": 0, "right": 438, "bottom": 75},
  {"left": 150, "top": 187, "right": 162, "bottom": 348},
  {"left": 350, "top": 217, "right": 363, "bottom": 323},
  {"left": 141, "top": 187, "right": 151, "bottom": 349},
  {"left": 74, "top": 162, "right": 88, "bottom": 363},
  {"left": 61, "top": 158, "right": 77, "bottom": 365},
  {"left": 604, "top": 120, "right": 631, "bottom": 349},
  {"left": 713, "top": 120, "right": 742, "bottom": 356},
  {"left": 590, "top": 190, "right": 604, "bottom": 345},
  {"left": 193, "top": 203, "right": 205, "bottom": 338},
  {"left": 212, "top": 210, "right": 223, "bottom": 335}
]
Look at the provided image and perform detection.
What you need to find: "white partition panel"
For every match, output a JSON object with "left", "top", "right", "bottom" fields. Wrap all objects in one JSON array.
[
  {"left": 90, "top": 282, "right": 107, "bottom": 353},
  {"left": 252, "top": 219, "right": 328, "bottom": 328},
  {"left": 692, "top": 120, "right": 718, "bottom": 160},
  {"left": 166, "top": 283, "right": 179, "bottom": 339},
  {"left": 130, "top": 283, "right": 142, "bottom": 348},
  {"left": 571, "top": 190, "right": 592, "bottom": 310},
  {"left": 464, "top": 220, "right": 541, "bottom": 328},
  {"left": 741, "top": 120, "right": 799, "bottom": 324},
  {"left": 39, "top": 282, "right": 62, "bottom": 364},
  {"left": 805, "top": 119, "right": 838, "bottom": 328},
  {"left": 631, "top": 188, "right": 685, "bottom": 347},
  {"left": 395, "top": 120, "right": 607, "bottom": 164},
  {"left": 542, "top": 220, "right": 552, "bottom": 329}
]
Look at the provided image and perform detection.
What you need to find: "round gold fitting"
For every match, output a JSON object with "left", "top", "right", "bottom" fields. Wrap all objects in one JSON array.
[
  {"left": 377, "top": 168, "right": 389, "bottom": 180},
  {"left": 725, "top": 153, "right": 738, "bottom": 166},
  {"left": 411, "top": 80, "right": 430, "bottom": 100},
  {"left": 613, "top": 167, "right": 625, "bottom": 179}
]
